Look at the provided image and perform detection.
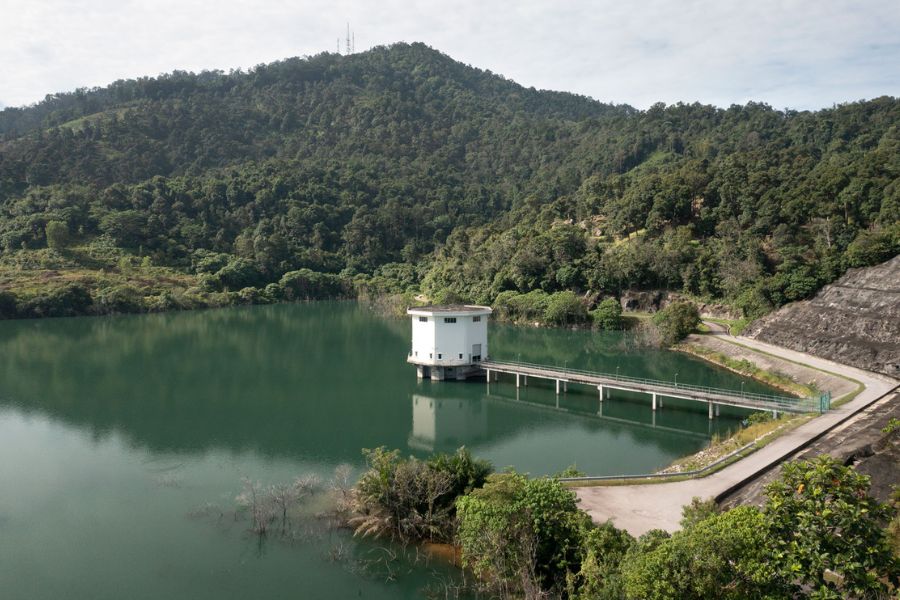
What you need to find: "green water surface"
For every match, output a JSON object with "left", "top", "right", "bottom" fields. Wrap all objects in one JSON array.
[{"left": 0, "top": 302, "right": 773, "bottom": 599}]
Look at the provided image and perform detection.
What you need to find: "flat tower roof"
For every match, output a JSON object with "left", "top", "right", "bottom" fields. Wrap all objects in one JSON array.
[{"left": 407, "top": 304, "right": 492, "bottom": 315}]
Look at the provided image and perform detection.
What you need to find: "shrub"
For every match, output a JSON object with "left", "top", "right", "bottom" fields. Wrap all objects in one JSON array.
[
  {"left": 568, "top": 521, "right": 635, "bottom": 599},
  {"left": 20, "top": 283, "right": 94, "bottom": 318},
  {"left": 425, "top": 447, "right": 492, "bottom": 508},
  {"left": 887, "top": 488, "right": 900, "bottom": 559},
  {"left": 236, "top": 286, "right": 267, "bottom": 305},
  {"left": 0, "top": 291, "right": 18, "bottom": 319},
  {"left": 679, "top": 496, "right": 720, "bottom": 530},
  {"left": 279, "top": 268, "right": 346, "bottom": 300},
  {"left": 652, "top": 301, "right": 700, "bottom": 346},
  {"left": 350, "top": 447, "right": 492, "bottom": 543},
  {"left": 430, "top": 288, "right": 467, "bottom": 305},
  {"left": 844, "top": 226, "right": 899, "bottom": 268},
  {"left": 456, "top": 472, "right": 589, "bottom": 593},
  {"left": 591, "top": 297, "right": 623, "bottom": 330},
  {"left": 621, "top": 507, "right": 775, "bottom": 599},
  {"left": 45, "top": 220, "right": 69, "bottom": 249},
  {"left": 93, "top": 284, "right": 145, "bottom": 314},
  {"left": 263, "top": 282, "right": 282, "bottom": 301},
  {"left": 213, "top": 258, "right": 265, "bottom": 291},
  {"left": 191, "top": 250, "right": 231, "bottom": 274},
  {"left": 491, "top": 290, "right": 520, "bottom": 320},
  {"left": 763, "top": 456, "right": 898, "bottom": 597},
  {"left": 99, "top": 210, "right": 146, "bottom": 247},
  {"left": 734, "top": 285, "right": 773, "bottom": 319},
  {"left": 511, "top": 289, "right": 551, "bottom": 320},
  {"left": 544, "top": 291, "right": 589, "bottom": 325}
]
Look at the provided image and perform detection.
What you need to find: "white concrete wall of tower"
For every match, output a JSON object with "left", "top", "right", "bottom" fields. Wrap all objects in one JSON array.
[{"left": 407, "top": 305, "right": 492, "bottom": 380}]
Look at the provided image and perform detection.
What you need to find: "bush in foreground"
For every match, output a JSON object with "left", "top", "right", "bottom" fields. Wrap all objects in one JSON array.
[
  {"left": 343, "top": 448, "right": 898, "bottom": 599},
  {"left": 350, "top": 447, "right": 492, "bottom": 543},
  {"left": 456, "top": 472, "right": 590, "bottom": 595}
]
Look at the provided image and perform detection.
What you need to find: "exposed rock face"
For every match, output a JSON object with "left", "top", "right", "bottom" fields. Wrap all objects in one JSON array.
[
  {"left": 619, "top": 290, "right": 666, "bottom": 313},
  {"left": 618, "top": 290, "right": 741, "bottom": 320},
  {"left": 745, "top": 255, "right": 900, "bottom": 377}
]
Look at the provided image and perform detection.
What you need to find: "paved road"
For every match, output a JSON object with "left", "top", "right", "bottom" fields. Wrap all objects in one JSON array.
[{"left": 574, "top": 335, "right": 899, "bottom": 536}]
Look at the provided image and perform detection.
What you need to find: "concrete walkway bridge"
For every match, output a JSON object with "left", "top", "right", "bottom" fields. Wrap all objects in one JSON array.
[{"left": 479, "top": 359, "right": 828, "bottom": 418}]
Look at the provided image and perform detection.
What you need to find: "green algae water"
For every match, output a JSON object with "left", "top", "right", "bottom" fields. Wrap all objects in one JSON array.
[{"left": 0, "top": 302, "right": 775, "bottom": 599}]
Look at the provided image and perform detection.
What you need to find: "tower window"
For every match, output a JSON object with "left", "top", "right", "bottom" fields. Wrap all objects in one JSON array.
[
  {"left": 419, "top": 316, "right": 427, "bottom": 322},
  {"left": 472, "top": 316, "right": 481, "bottom": 322},
  {"left": 444, "top": 317, "right": 456, "bottom": 323}
]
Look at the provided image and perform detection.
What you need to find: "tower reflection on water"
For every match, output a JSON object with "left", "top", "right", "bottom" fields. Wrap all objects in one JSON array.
[{"left": 409, "top": 393, "right": 489, "bottom": 452}]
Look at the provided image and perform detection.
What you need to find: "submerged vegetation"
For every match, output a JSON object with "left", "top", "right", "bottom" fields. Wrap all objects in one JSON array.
[
  {"left": 1, "top": 44, "right": 898, "bottom": 323},
  {"left": 226, "top": 448, "right": 899, "bottom": 599}
]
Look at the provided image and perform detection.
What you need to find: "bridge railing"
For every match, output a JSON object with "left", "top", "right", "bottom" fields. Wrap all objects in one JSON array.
[{"left": 481, "top": 359, "right": 823, "bottom": 412}]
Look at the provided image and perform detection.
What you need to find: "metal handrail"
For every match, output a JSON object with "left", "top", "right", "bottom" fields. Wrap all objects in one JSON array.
[{"left": 481, "top": 359, "right": 821, "bottom": 411}]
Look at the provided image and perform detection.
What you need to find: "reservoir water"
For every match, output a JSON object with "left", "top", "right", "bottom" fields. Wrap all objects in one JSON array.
[{"left": 0, "top": 302, "right": 775, "bottom": 599}]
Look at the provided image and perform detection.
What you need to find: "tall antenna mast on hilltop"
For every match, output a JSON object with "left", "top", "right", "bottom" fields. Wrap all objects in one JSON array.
[{"left": 336, "top": 24, "right": 356, "bottom": 55}]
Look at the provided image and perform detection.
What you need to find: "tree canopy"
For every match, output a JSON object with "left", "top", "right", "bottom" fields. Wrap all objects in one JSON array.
[{"left": 0, "top": 43, "right": 897, "bottom": 318}]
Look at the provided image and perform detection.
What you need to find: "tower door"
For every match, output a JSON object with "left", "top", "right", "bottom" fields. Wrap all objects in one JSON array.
[{"left": 472, "top": 344, "right": 481, "bottom": 362}]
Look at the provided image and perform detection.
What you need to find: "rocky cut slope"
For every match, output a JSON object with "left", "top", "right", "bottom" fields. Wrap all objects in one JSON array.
[{"left": 745, "top": 255, "right": 900, "bottom": 377}]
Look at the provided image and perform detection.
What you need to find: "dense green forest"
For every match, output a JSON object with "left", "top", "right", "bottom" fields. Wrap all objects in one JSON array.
[{"left": 0, "top": 42, "right": 897, "bottom": 319}]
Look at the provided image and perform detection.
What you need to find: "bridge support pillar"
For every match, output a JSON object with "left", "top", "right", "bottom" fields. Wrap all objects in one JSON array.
[
  {"left": 652, "top": 393, "right": 657, "bottom": 411},
  {"left": 715, "top": 404, "right": 720, "bottom": 417},
  {"left": 523, "top": 375, "right": 528, "bottom": 386},
  {"left": 772, "top": 409, "right": 778, "bottom": 419},
  {"left": 708, "top": 402, "right": 714, "bottom": 420},
  {"left": 555, "top": 379, "right": 560, "bottom": 395},
  {"left": 564, "top": 381, "right": 567, "bottom": 393},
  {"left": 516, "top": 373, "right": 520, "bottom": 388},
  {"left": 597, "top": 385, "right": 604, "bottom": 402},
  {"left": 485, "top": 369, "right": 491, "bottom": 384}
]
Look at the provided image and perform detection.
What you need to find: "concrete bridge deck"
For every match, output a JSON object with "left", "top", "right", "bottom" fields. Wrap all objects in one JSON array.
[{"left": 479, "top": 359, "right": 824, "bottom": 417}]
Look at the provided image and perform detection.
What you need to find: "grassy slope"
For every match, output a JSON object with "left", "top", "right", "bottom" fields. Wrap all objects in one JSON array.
[{"left": 0, "top": 242, "right": 232, "bottom": 314}]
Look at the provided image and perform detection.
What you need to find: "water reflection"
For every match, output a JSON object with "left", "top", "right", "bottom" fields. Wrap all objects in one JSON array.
[
  {"left": 0, "top": 302, "right": 755, "bottom": 475},
  {"left": 485, "top": 385, "right": 712, "bottom": 439},
  {"left": 0, "top": 303, "right": 770, "bottom": 600},
  {"left": 406, "top": 380, "right": 728, "bottom": 475},
  {"left": 409, "top": 394, "right": 488, "bottom": 451}
]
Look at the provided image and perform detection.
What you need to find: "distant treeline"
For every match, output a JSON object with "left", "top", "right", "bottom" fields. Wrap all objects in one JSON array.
[{"left": 0, "top": 43, "right": 898, "bottom": 320}]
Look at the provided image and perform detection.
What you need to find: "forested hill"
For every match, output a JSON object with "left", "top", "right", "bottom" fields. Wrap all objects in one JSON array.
[
  {"left": 0, "top": 42, "right": 898, "bottom": 320},
  {"left": 0, "top": 43, "right": 626, "bottom": 188}
]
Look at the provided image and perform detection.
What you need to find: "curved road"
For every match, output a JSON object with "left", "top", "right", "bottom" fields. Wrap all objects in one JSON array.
[{"left": 574, "top": 334, "right": 899, "bottom": 536}]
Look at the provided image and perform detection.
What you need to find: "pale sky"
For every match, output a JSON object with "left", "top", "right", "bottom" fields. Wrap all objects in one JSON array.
[{"left": 1, "top": 0, "right": 898, "bottom": 110}]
